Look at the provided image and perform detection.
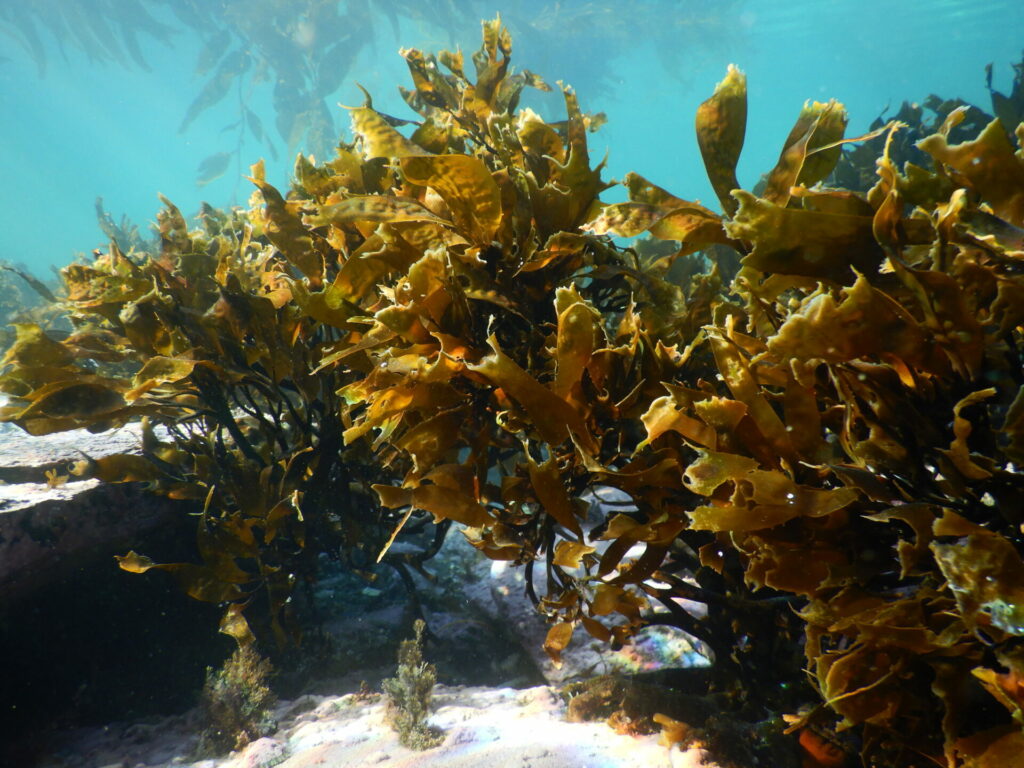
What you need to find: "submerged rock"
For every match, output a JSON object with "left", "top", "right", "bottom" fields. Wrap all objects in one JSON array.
[
  {"left": 0, "top": 420, "right": 185, "bottom": 605},
  {"left": 0, "top": 417, "right": 221, "bottom": 763}
]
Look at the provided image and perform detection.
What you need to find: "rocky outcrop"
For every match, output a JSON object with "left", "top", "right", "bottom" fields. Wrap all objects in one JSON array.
[
  {"left": 0, "top": 421, "right": 187, "bottom": 606},
  {"left": 0, "top": 418, "right": 220, "bottom": 761}
]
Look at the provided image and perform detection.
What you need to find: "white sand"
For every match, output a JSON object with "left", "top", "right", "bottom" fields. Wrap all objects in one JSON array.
[{"left": 39, "top": 685, "right": 720, "bottom": 768}]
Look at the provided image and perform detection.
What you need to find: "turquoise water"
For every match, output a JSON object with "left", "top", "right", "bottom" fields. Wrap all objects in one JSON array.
[{"left": 1, "top": 0, "right": 1021, "bottom": 275}]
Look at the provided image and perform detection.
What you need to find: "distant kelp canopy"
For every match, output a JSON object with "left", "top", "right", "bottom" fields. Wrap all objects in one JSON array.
[
  {"left": 3, "top": 16, "right": 1024, "bottom": 768},
  {"left": 0, "top": 0, "right": 742, "bottom": 187}
]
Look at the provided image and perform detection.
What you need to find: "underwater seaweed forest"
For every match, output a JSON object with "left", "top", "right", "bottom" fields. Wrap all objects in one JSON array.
[{"left": 3, "top": 5, "right": 1024, "bottom": 768}]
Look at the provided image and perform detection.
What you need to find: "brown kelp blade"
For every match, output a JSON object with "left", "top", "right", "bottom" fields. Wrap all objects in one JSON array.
[
  {"left": 762, "top": 99, "right": 849, "bottom": 206},
  {"left": 696, "top": 64, "right": 747, "bottom": 217}
]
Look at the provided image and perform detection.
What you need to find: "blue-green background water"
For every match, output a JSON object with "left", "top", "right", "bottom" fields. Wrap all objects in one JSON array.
[{"left": 1, "top": 0, "right": 1022, "bottom": 276}]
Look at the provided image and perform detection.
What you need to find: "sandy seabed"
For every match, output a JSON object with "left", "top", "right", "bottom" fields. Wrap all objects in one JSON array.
[{"left": 37, "top": 684, "right": 720, "bottom": 768}]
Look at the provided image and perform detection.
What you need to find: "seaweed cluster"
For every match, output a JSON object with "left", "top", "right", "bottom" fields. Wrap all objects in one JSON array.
[
  {"left": 195, "top": 644, "right": 277, "bottom": 755},
  {"left": 3, "top": 18, "right": 1024, "bottom": 768},
  {"left": 382, "top": 618, "right": 444, "bottom": 750}
]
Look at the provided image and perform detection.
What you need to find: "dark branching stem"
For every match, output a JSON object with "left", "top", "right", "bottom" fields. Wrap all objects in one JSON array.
[
  {"left": 524, "top": 558, "right": 539, "bottom": 606},
  {"left": 421, "top": 519, "right": 451, "bottom": 563},
  {"left": 236, "top": 383, "right": 289, "bottom": 454},
  {"left": 195, "top": 373, "right": 264, "bottom": 466},
  {"left": 385, "top": 558, "right": 423, "bottom": 619},
  {"left": 651, "top": 570, "right": 730, "bottom": 611},
  {"left": 248, "top": 376, "right": 310, "bottom": 435}
]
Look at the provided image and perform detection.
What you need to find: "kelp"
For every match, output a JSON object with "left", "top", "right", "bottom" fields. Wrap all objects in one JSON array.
[
  {"left": 580, "top": 57, "right": 1024, "bottom": 767},
  {"left": 4, "top": 18, "right": 1024, "bottom": 768},
  {"left": 830, "top": 52, "right": 1024, "bottom": 197}
]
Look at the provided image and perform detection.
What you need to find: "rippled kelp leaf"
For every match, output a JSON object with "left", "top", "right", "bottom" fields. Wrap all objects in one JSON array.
[
  {"left": 543, "top": 621, "right": 574, "bottom": 666},
  {"left": 467, "top": 334, "right": 597, "bottom": 454},
  {"left": 72, "top": 453, "right": 164, "bottom": 483},
  {"left": 682, "top": 449, "right": 760, "bottom": 496},
  {"left": 315, "top": 325, "right": 397, "bottom": 371},
  {"left": 973, "top": 649, "right": 1024, "bottom": 727},
  {"left": 15, "top": 379, "right": 125, "bottom": 422},
  {"left": 323, "top": 228, "right": 436, "bottom": 309},
  {"left": 688, "top": 468, "right": 857, "bottom": 533},
  {"left": 942, "top": 388, "right": 996, "bottom": 480},
  {"left": 933, "top": 533, "right": 1024, "bottom": 637},
  {"left": 990, "top": 275, "right": 1024, "bottom": 339},
  {"left": 957, "top": 206, "right": 1024, "bottom": 254},
  {"left": 0, "top": 364, "right": 79, "bottom": 398},
  {"left": 822, "top": 591, "right": 954, "bottom": 656},
  {"left": 583, "top": 200, "right": 730, "bottom": 253},
  {"left": 400, "top": 47, "right": 461, "bottom": 111},
  {"left": 517, "top": 111, "right": 566, "bottom": 164},
  {"left": 374, "top": 464, "right": 491, "bottom": 528},
  {"left": 888, "top": 259, "right": 985, "bottom": 377},
  {"left": 780, "top": 377, "right": 828, "bottom": 462},
  {"left": 401, "top": 155, "right": 502, "bottom": 244},
  {"left": 954, "top": 726, "right": 1024, "bottom": 768},
  {"left": 708, "top": 327, "right": 794, "bottom": 464},
  {"left": 516, "top": 232, "right": 588, "bottom": 275},
  {"left": 814, "top": 634, "right": 910, "bottom": 728},
  {"left": 260, "top": 492, "right": 303, "bottom": 547},
  {"left": 741, "top": 532, "right": 844, "bottom": 594},
  {"left": 725, "top": 190, "right": 884, "bottom": 280},
  {"left": 340, "top": 380, "right": 461, "bottom": 446},
  {"left": 1004, "top": 386, "right": 1024, "bottom": 465},
  {"left": 218, "top": 602, "right": 256, "bottom": 647},
  {"left": 62, "top": 256, "right": 150, "bottom": 313},
  {"left": 692, "top": 395, "right": 747, "bottom": 433},
  {"left": 467, "top": 16, "right": 512, "bottom": 112},
  {"left": 293, "top": 153, "right": 344, "bottom": 200},
  {"left": 528, "top": 89, "right": 607, "bottom": 237},
  {"left": 638, "top": 390, "right": 717, "bottom": 450},
  {"left": 125, "top": 356, "right": 198, "bottom": 401},
  {"left": 789, "top": 187, "right": 876, "bottom": 217},
  {"left": 865, "top": 503, "right": 943, "bottom": 578},
  {"left": 553, "top": 541, "right": 596, "bottom": 569},
  {"left": 552, "top": 285, "right": 599, "bottom": 404},
  {"left": 919, "top": 118, "right": 1024, "bottom": 226},
  {"left": 407, "top": 116, "right": 454, "bottom": 155},
  {"left": 394, "top": 407, "right": 466, "bottom": 474},
  {"left": 527, "top": 453, "right": 583, "bottom": 536},
  {"left": 349, "top": 104, "right": 432, "bottom": 160},
  {"left": 763, "top": 99, "right": 848, "bottom": 206},
  {"left": 1, "top": 323, "right": 74, "bottom": 368},
  {"left": 696, "top": 64, "right": 746, "bottom": 217},
  {"left": 766, "top": 274, "right": 946, "bottom": 376},
  {"left": 313, "top": 196, "right": 451, "bottom": 230},
  {"left": 871, "top": 122, "right": 923, "bottom": 254},
  {"left": 249, "top": 161, "right": 323, "bottom": 286}
]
